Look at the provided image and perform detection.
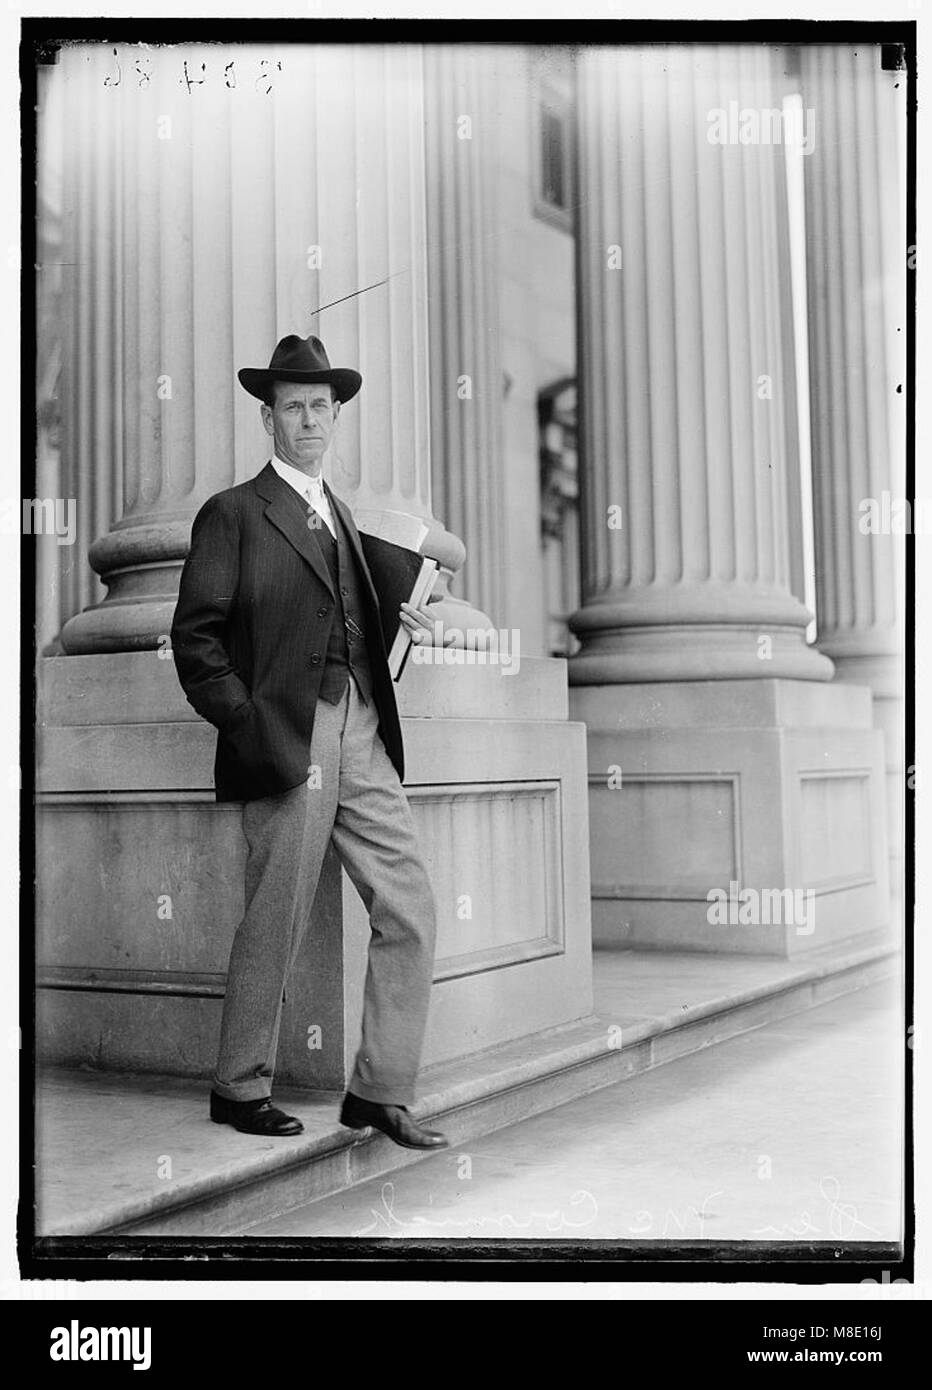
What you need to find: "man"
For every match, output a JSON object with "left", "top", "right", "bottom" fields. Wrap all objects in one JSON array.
[{"left": 170, "top": 333, "right": 448, "bottom": 1151}]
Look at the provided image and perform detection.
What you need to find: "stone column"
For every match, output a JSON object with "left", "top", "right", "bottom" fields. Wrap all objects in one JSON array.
[
  {"left": 800, "top": 44, "right": 907, "bottom": 894},
  {"left": 423, "top": 45, "right": 506, "bottom": 624},
  {"left": 569, "top": 44, "right": 890, "bottom": 957},
  {"left": 57, "top": 42, "right": 475, "bottom": 654},
  {"left": 569, "top": 44, "right": 832, "bottom": 684}
]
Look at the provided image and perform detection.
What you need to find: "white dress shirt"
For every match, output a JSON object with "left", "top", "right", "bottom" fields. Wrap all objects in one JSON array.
[{"left": 270, "top": 453, "right": 336, "bottom": 538}]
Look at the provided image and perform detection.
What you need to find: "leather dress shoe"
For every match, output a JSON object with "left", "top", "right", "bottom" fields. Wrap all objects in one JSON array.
[
  {"left": 340, "top": 1092, "right": 449, "bottom": 1150},
  {"left": 210, "top": 1090, "right": 304, "bottom": 1136}
]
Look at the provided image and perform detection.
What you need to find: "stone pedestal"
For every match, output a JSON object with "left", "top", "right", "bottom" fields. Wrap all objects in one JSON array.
[
  {"left": 36, "top": 653, "right": 592, "bottom": 1083},
  {"left": 572, "top": 679, "right": 888, "bottom": 956}
]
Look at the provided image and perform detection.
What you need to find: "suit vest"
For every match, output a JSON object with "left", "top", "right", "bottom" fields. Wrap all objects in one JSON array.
[{"left": 307, "top": 497, "right": 374, "bottom": 706}]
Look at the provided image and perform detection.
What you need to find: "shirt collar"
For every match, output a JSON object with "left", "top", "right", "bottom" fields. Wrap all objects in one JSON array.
[{"left": 270, "top": 452, "right": 326, "bottom": 500}]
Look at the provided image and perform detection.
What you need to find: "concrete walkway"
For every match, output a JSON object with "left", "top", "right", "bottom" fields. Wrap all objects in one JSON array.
[{"left": 244, "top": 979, "right": 904, "bottom": 1241}]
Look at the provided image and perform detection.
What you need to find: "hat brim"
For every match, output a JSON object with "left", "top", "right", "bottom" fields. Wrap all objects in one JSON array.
[{"left": 238, "top": 366, "right": 362, "bottom": 404}]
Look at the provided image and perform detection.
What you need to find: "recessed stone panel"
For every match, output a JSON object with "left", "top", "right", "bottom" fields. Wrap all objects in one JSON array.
[
  {"left": 589, "top": 774, "right": 739, "bottom": 899},
  {"left": 408, "top": 781, "right": 564, "bottom": 978},
  {"left": 36, "top": 797, "right": 245, "bottom": 976},
  {"left": 798, "top": 772, "right": 873, "bottom": 889}
]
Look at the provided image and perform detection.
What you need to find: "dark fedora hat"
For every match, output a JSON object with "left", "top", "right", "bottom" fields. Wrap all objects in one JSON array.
[{"left": 238, "top": 334, "right": 362, "bottom": 404}]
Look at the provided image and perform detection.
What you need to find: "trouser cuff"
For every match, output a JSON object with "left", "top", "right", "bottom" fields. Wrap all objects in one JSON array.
[
  {"left": 211, "top": 1078, "right": 272, "bottom": 1104},
  {"left": 347, "top": 1075, "right": 417, "bottom": 1107}
]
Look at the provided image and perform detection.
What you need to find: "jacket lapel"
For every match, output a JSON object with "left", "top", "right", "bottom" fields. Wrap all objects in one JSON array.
[{"left": 254, "top": 462, "right": 335, "bottom": 599}]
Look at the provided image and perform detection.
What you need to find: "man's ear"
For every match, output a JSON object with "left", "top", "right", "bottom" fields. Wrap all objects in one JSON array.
[
  {"left": 332, "top": 399, "right": 341, "bottom": 423},
  {"left": 260, "top": 403, "right": 274, "bottom": 437}
]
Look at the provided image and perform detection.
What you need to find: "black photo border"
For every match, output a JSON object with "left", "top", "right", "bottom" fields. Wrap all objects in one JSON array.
[{"left": 18, "top": 13, "right": 917, "bottom": 1288}]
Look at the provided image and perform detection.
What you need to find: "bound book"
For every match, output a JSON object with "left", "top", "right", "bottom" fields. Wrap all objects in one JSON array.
[{"left": 359, "top": 530, "right": 439, "bottom": 682}]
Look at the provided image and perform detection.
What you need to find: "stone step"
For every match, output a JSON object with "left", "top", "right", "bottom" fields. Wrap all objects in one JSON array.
[{"left": 35, "top": 937, "right": 899, "bottom": 1237}]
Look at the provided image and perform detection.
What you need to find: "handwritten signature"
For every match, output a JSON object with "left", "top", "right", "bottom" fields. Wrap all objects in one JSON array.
[
  {"left": 750, "top": 1176, "right": 885, "bottom": 1240},
  {"left": 353, "top": 1182, "right": 599, "bottom": 1237},
  {"left": 628, "top": 1191, "right": 724, "bottom": 1238}
]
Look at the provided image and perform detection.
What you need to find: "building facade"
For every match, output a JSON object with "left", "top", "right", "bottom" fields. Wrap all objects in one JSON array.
[{"left": 34, "top": 41, "right": 905, "bottom": 1088}]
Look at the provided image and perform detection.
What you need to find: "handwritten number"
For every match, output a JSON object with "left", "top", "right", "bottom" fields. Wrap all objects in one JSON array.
[
  {"left": 103, "top": 48, "right": 121, "bottom": 88},
  {"left": 255, "top": 60, "right": 282, "bottom": 95}
]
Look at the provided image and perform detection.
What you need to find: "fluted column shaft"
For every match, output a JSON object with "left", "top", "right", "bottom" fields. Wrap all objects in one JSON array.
[
  {"left": 570, "top": 44, "right": 832, "bottom": 683},
  {"left": 801, "top": 44, "right": 906, "bottom": 898},
  {"left": 57, "top": 42, "right": 467, "bottom": 653},
  {"left": 801, "top": 45, "right": 906, "bottom": 696},
  {"left": 423, "top": 46, "right": 506, "bottom": 623}
]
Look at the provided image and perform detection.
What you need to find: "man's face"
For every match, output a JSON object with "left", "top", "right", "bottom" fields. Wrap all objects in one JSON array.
[{"left": 261, "top": 381, "right": 340, "bottom": 473}]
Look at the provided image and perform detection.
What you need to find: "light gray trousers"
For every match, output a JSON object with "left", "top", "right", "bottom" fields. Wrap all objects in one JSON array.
[{"left": 213, "top": 678, "right": 437, "bottom": 1106}]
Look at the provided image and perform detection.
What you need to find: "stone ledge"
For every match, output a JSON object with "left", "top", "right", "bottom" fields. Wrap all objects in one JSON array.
[
  {"left": 38, "top": 652, "right": 569, "bottom": 727},
  {"left": 571, "top": 678, "right": 875, "bottom": 732}
]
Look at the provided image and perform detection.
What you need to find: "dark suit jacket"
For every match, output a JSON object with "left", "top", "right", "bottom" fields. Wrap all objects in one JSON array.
[{"left": 170, "top": 461, "right": 404, "bottom": 802}]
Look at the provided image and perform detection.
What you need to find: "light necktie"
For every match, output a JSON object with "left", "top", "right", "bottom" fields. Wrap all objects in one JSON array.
[{"left": 305, "top": 476, "right": 335, "bottom": 537}]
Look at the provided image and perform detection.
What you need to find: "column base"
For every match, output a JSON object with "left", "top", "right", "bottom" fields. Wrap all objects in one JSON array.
[
  {"left": 58, "top": 517, "right": 191, "bottom": 654},
  {"left": 59, "top": 597, "right": 181, "bottom": 655},
  {"left": 59, "top": 503, "right": 495, "bottom": 654},
  {"left": 569, "top": 624, "right": 834, "bottom": 684},
  {"left": 569, "top": 584, "right": 835, "bottom": 683},
  {"left": 570, "top": 678, "right": 890, "bottom": 957}
]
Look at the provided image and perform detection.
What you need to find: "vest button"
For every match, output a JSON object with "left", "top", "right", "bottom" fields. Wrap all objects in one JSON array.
[
  {"left": 317, "top": 605, "right": 328, "bottom": 618},
  {"left": 310, "top": 653, "right": 321, "bottom": 665},
  {"left": 341, "top": 587, "right": 348, "bottom": 597}
]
